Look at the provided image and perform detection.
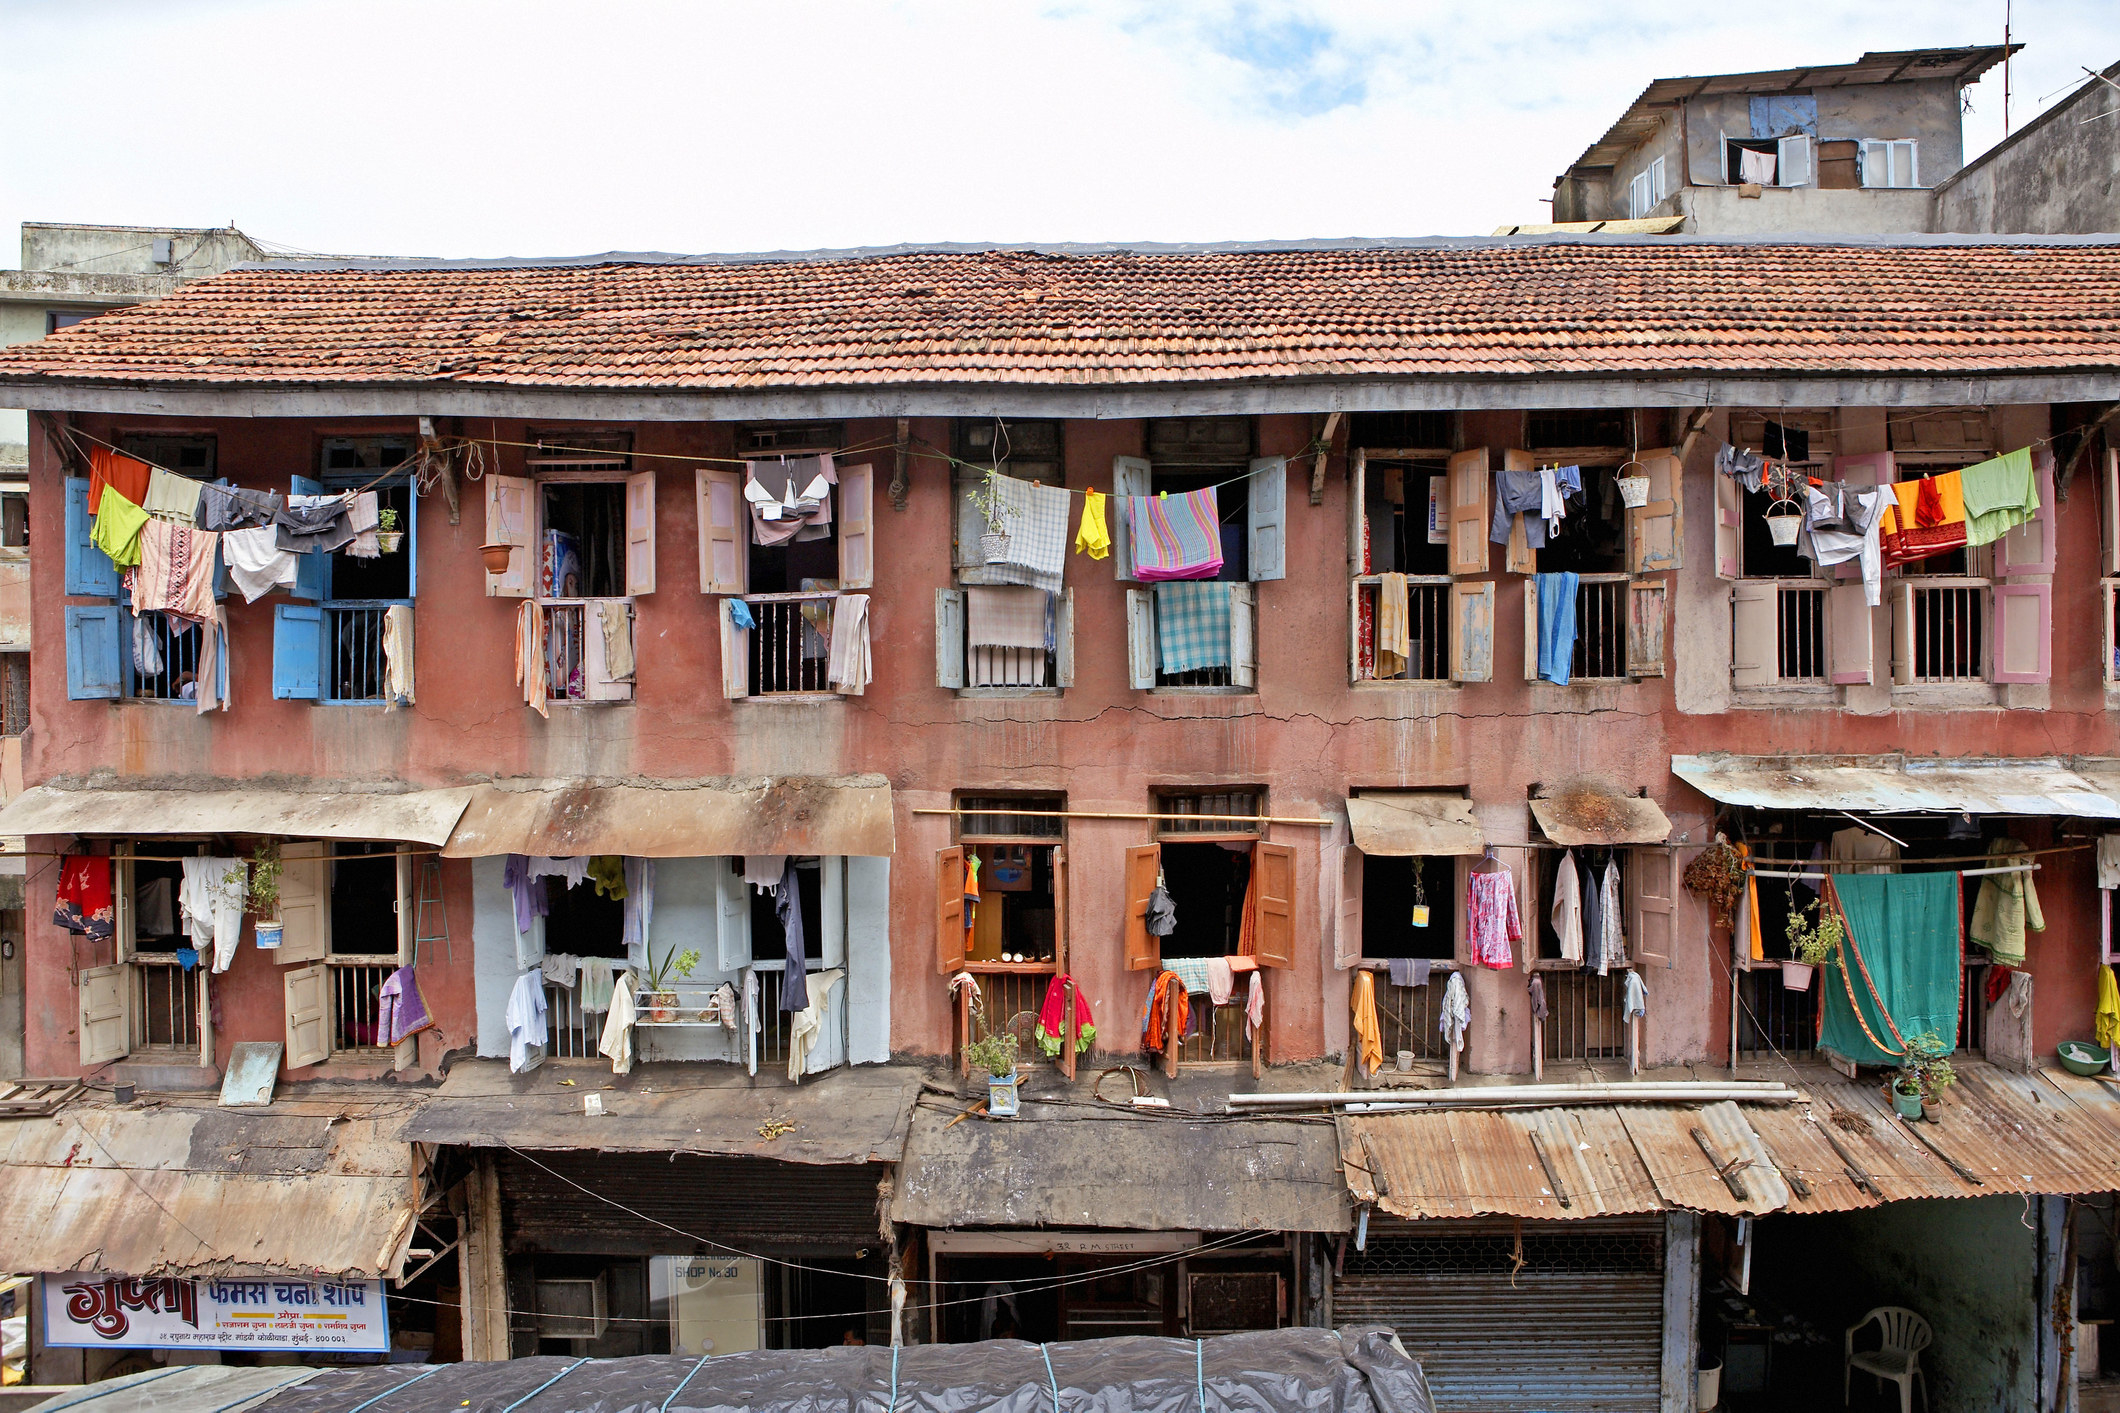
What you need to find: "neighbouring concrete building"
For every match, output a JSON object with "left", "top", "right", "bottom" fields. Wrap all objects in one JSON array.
[
  {"left": 0, "top": 233, "right": 2118, "bottom": 1410},
  {"left": 1934, "top": 59, "right": 2120, "bottom": 235}
]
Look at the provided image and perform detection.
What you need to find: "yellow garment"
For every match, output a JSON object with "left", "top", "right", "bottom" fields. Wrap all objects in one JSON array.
[
  {"left": 1735, "top": 843, "right": 1763, "bottom": 961},
  {"left": 90, "top": 486, "right": 149, "bottom": 569},
  {"left": 587, "top": 855, "right": 627, "bottom": 900},
  {"left": 1969, "top": 836, "right": 2043, "bottom": 967},
  {"left": 1350, "top": 969, "right": 1385, "bottom": 1076},
  {"left": 1075, "top": 488, "right": 1111, "bottom": 559},
  {"left": 2098, "top": 967, "right": 2120, "bottom": 1051},
  {"left": 1878, "top": 471, "right": 1967, "bottom": 538},
  {"left": 1375, "top": 572, "right": 1410, "bottom": 678}
]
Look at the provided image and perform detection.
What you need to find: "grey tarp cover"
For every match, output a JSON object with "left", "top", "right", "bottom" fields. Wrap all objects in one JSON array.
[{"left": 246, "top": 1329, "right": 1431, "bottom": 1413}]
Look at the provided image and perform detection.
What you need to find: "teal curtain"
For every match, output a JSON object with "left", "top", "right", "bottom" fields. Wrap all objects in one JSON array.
[{"left": 1818, "top": 871, "right": 1963, "bottom": 1067}]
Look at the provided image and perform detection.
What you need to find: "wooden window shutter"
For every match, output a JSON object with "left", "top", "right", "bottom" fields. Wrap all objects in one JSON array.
[
  {"left": 582, "top": 601, "right": 635, "bottom": 701},
  {"left": 712, "top": 859, "right": 751, "bottom": 973},
  {"left": 1627, "top": 580, "right": 1667, "bottom": 678},
  {"left": 1828, "top": 584, "right": 1875, "bottom": 686},
  {"left": 1730, "top": 580, "right": 1779, "bottom": 688},
  {"left": 935, "top": 589, "right": 967, "bottom": 689},
  {"left": 1996, "top": 451, "right": 2056, "bottom": 577},
  {"left": 695, "top": 469, "right": 748, "bottom": 595},
  {"left": 1230, "top": 583, "right": 1256, "bottom": 689},
  {"left": 1055, "top": 588, "right": 1076, "bottom": 688},
  {"left": 1336, "top": 844, "right": 1363, "bottom": 970},
  {"left": 1112, "top": 456, "right": 1151, "bottom": 582},
  {"left": 1522, "top": 576, "right": 1540, "bottom": 681},
  {"left": 1626, "top": 449, "right": 1682, "bottom": 574},
  {"left": 1992, "top": 582, "right": 2053, "bottom": 683},
  {"left": 624, "top": 470, "right": 657, "bottom": 596},
  {"left": 275, "top": 842, "right": 332, "bottom": 964},
  {"left": 1447, "top": 448, "right": 1490, "bottom": 576},
  {"left": 837, "top": 462, "right": 875, "bottom": 589},
  {"left": 64, "top": 604, "right": 122, "bottom": 701},
  {"left": 78, "top": 962, "right": 131, "bottom": 1066},
  {"left": 2107, "top": 581, "right": 2118, "bottom": 687},
  {"left": 1629, "top": 847, "right": 1675, "bottom": 966},
  {"left": 719, "top": 603, "right": 750, "bottom": 700},
  {"left": 1450, "top": 580, "right": 1494, "bottom": 682},
  {"left": 1051, "top": 844, "right": 1070, "bottom": 975},
  {"left": 1126, "top": 589, "right": 1157, "bottom": 690},
  {"left": 1252, "top": 841, "right": 1296, "bottom": 969},
  {"left": 283, "top": 961, "right": 330, "bottom": 1068},
  {"left": 1501, "top": 449, "right": 1537, "bottom": 575},
  {"left": 1346, "top": 448, "right": 1368, "bottom": 580},
  {"left": 2104, "top": 450, "right": 2120, "bottom": 578},
  {"left": 1124, "top": 844, "right": 1161, "bottom": 971},
  {"left": 483, "top": 474, "right": 537, "bottom": 598},
  {"left": 1714, "top": 472, "right": 1743, "bottom": 581},
  {"left": 1247, "top": 456, "right": 1287, "bottom": 582},
  {"left": 271, "top": 603, "right": 324, "bottom": 701},
  {"left": 64, "top": 478, "right": 122, "bottom": 597},
  {"left": 935, "top": 846, "right": 966, "bottom": 975}
]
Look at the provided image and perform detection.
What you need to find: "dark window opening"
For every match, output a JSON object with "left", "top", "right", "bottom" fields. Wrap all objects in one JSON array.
[
  {"left": 735, "top": 422, "right": 843, "bottom": 457},
  {"left": 1157, "top": 841, "right": 1251, "bottom": 959},
  {"left": 126, "top": 615, "right": 203, "bottom": 702},
  {"left": 1725, "top": 136, "right": 1781, "bottom": 184},
  {"left": 545, "top": 874, "right": 627, "bottom": 960},
  {"left": 1526, "top": 411, "right": 1627, "bottom": 450},
  {"left": 528, "top": 1255, "right": 657, "bottom": 1358},
  {"left": 957, "top": 794, "right": 1065, "bottom": 841},
  {"left": 1740, "top": 483, "right": 1814, "bottom": 579},
  {"left": 541, "top": 482, "right": 628, "bottom": 598},
  {"left": 934, "top": 1254, "right": 1175, "bottom": 1343},
  {"left": 748, "top": 858, "right": 824, "bottom": 964},
  {"left": 1526, "top": 467, "right": 1627, "bottom": 575},
  {"left": 0, "top": 492, "right": 27, "bottom": 549},
  {"left": 953, "top": 419, "right": 1064, "bottom": 483},
  {"left": 47, "top": 310, "right": 96, "bottom": 335},
  {"left": 746, "top": 521, "right": 840, "bottom": 596},
  {"left": 130, "top": 856, "right": 188, "bottom": 952},
  {"left": 329, "top": 842, "right": 398, "bottom": 955},
  {"left": 1363, "top": 459, "right": 1450, "bottom": 577},
  {"left": 776, "top": 1259, "right": 879, "bottom": 1349},
  {"left": 323, "top": 479, "right": 414, "bottom": 602},
  {"left": 967, "top": 843, "right": 1057, "bottom": 964},
  {"left": 1362, "top": 855, "right": 1457, "bottom": 961},
  {"left": 121, "top": 436, "right": 214, "bottom": 476},
  {"left": 1533, "top": 847, "right": 1624, "bottom": 962},
  {"left": 1349, "top": 412, "right": 1450, "bottom": 451},
  {"left": 0, "top": 654, "right": 27, "bottom": 736}
]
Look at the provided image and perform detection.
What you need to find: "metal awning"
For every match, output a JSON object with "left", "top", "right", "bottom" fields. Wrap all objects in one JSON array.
[
  {"left": 0, "top": 1097, "right": 424, "bottom": 1278},
  {"left": 1672, "top": 754, "right": 2120, "bottom": 818},
  {"left": 1346, "top": 792, "right": 1485, "bottom": 856},
  {"left": 400, "top": 1060, "right": 922, "bottom": 1165},
  {"left": 0, "top": 785, "right": 474, "bottom": 845},
  {"left": 440, "top": 777, "right": 894, "bottom": 858},
  {"left": 1340, "top": 1104, "right": 1664, "bottom": 1219},
  {"left": 1528, "top": 796, "right": 1672, "bottom": 846}
]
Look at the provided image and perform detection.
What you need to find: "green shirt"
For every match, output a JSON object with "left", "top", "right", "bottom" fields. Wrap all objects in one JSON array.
[
  {"left": 89, "top": 486, "right": 148, "bottom": 569},
  {"left": 1961, "top": 447, "right": 2038, "bottom": 548}
]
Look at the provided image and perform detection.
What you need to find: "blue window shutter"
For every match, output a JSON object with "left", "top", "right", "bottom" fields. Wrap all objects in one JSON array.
[
  {"left": 288, "top": 474, "right": 325, "bottom": 600},
  {"left": 273, "top": 603, "right": 324, "bottom": 700},
  {"left": 406, "top": 485, "right": 418, "bottom": 599},
  {"left": 65, "top": 604, "right": 122, "bottom": 699},
  {"left": 64, "top": 478, "right": 121, "bottom": 597}
]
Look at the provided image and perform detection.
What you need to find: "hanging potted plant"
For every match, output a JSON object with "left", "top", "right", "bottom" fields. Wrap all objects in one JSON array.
[
  {"left": 966, "top": 468, "right": 1014, "bottom": 565},
  {"left": 964, "top": 1031, "right": 1021, "bottom": 1118},
  {"left": 1681, "top": 836, "right": 1746, "bottom": 928},
  {"left": 641, "top": 946, "right": 699, "bottom": 1024},
  {"left": 247, "top": 844, "right": 283, "bottom": 950},
  {"left": 1780, "top": 893, "right": 1843, "bottom": 992},
  {"left": 1409, "top": 858, "right": 1430, "bottom": 929},
  {"left": 376, "top": 508, "right": 404, "bottom": 554}
]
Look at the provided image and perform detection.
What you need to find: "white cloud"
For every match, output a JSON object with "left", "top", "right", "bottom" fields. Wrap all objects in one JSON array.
[{"left": 0, "top": 0, "right": 2114, "bottom": 260}]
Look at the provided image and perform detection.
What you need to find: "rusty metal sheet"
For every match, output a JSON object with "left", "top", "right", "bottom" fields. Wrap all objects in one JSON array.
[
  {"left": 0, "top": 784, "right": 475, "bottom": 844},
  {"left": 1616, "top": 1102, "right": 1789, "bottom": 1216},
  {"left": 0, "top": 1097, "right": 422, "bottom": 1278},
  {"left": 1528, "top": 796, "right": 1671, "bottom": 847},
  {"left": 401, "top": 1059, "right": 921, "bottom": 1165},
  {"left": 1672, "top": 754, "right": 2120, "bottom": 819},
  {"left": 1346, "top": 792, "right": 1484, "bottom": 856},
  {"left": 1341, "top": 1105, "right": 1663, "bottom": 1220},
  {"left": 440, "top": 777, "right": 894, "bottom": 858}
]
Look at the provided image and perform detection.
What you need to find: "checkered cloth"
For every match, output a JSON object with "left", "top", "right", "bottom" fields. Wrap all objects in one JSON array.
[
  {"left": 1155, "top": 581, "right": 1231, "bottom": 674},
  {"left": 979, "top": 474, "right": 1069, "bottom": 594},
  {"left": 966, "top": 587, "right": 1049, "bottom": 648}
]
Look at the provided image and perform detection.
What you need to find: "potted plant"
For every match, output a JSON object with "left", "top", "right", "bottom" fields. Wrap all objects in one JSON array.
[
  {"left": 247, "top": 844, "right": 283, "bottom": 949},
  {"left": 641, "top": 946, "right": 699, "bottom": 1024},
  {"left": 376, "top": 508, "right": 404, "bottom": 554},
  {"left": 1681, "top": 836, "right": 1746, "bottom": 928},
  {"left": 1780, "top": 894, "right": 1843, "bottom": 992},
  {"left": 1903, "top": 1032, "right": 1956, "bottom": 1122},
  {"left": 965, "top": 468, "right": 1014, "bottom": 564},
  {"left": 964, "top": 1031, "right": 1021, "bottom": 1118},
  {"left": 479, "top": 542, "right": 515, "bottom": 575}
]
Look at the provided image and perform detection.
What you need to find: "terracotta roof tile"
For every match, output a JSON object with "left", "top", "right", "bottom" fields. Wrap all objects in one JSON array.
[{"left": 2, "top": 241, "right": 2118, "bottom": 392}]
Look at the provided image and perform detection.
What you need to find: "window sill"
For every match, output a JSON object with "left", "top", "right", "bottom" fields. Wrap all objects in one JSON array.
[
  {"left": 1353, "top": 957, "right": 1462, "bottom": 972},
  {"left": 737, "top": 692, "right": 843, "bottom": 705},
  {"left": 1150, "top": 685, "right": 1254, "bottom": 696},
  {"left": 1353, "top": 678, "right": 1458, "bottom": 691},
  {"left": 1890, "top": 683, "right": 2004, "bottom": 708},
  {"left": 959, "top": 687, "right": 1062, "bottom": 699},
  {"left": 1531, "top": 959, "right": 1636, "bottom": 972},
  {"left": 1729, "top": 684, "right": 1837, "bottom": 708}
]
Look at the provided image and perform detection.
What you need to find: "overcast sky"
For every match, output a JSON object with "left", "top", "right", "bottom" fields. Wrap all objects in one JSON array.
[{"left": 3, "top": 0, "right": 2117, "bottom": 262}]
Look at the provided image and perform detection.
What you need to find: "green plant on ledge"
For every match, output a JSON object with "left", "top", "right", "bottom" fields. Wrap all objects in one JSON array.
[
  {"left": 1899, "top": 1031, "right": 1957, "bottom": 1100},
  {"left": 246, "top": 844, "right": 282, "bottom": 919},
  {"left": 645, "top": 946, "right": 699, "bottom": 994},
  {"left": 963, "top": 1031, "right": 1020, "bottom": 1078}
]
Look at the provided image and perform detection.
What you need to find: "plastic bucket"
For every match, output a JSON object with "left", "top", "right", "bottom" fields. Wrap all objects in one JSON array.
[
  {"left": 1411, "top": 904, "right": 1432, "bottom": 928},
  {"left": 1697, "top": 1363, "right": 1722, "bottom": 1411},
  {"left": 1616, "top": 475, "right": 1650, "bottom": 509},
  {"left": 1766, "top": 513, "right": 1803, "bottom": 546},
  {"left": 980, "top": 530, "right": 1012, "bottom": 564},
  {"left": 1892, "top": 1087, "right": 1925, "bottom": 1119},
  {"left": 253, "top": 921, "right": 283, "bottom": 950},
  {"left": 1779, "top": 961, "right": 1814, "bottom": 991},
  {"left": 1395, "top": 1050, "right": 1414, "bottom": 1073},
  {"left": 988, "top": 1070, "right": 1021, "bottom": 1118}
]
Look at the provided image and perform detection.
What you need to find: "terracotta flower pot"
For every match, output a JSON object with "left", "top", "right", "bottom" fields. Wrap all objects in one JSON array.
[{"left": 479, "top": 542, "right": 515, "bottom": 574}]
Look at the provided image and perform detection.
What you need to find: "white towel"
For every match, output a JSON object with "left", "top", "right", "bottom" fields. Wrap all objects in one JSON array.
[
  {"left": 828, "top": 593, "right": 871, "bottom": 695},
  {"left": 180, "top": 856, "right": 247, "bottom": 973},
  {"left": 599, "top": 971, "right": 638, "bottom": 1074},
  {"left": 1440, "top": 971, "right": 1470, "bottom": 1052},
  {"left": 787, "top": 967, "right": 846, "bottom": 1080},
  {"left": 2099, "top": 836, "right": 2120, "bottom": 891},
  {"left": 1205, "top": 957, "right": 1235, "bottom": 1006},
  {"left": 579, "top": 959, "right": 617, "bottom": 1013},
  {"left": 744, "top": 855, "right": 787, "bottom": 890},
  {"left": 540, "top": 952, "right": 579, "bottom": 988},
  {"left": 1622, "top": 970, "right": 1648, "bottom": 1021},
  {"left": 223, "top": 525, "right": 298, "bottom": 602},
  {"left": 506, "top": 970, "right": 548, "bottom": 1074}
]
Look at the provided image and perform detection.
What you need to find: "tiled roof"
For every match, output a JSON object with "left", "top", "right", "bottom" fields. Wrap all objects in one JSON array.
[{"left": 3, "top": 239, "right": 2119, "bottom": 392}]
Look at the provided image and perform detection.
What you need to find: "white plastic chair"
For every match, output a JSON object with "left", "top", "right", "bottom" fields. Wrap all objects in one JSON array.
[{"left": 1844, "top": 1306, "right": 1931, "bottom": 1413}]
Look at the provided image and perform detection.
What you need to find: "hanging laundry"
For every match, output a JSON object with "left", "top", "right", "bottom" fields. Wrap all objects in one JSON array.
[
  {"left": 1439, "top": 971, "right": 1471, "bottom": 1053},
  {"left": 1125, "top": 487, "right": 1223, "bottom": 581},
  {"left": 1535, "top": 570, "right": 1579, "bottom": 685},
  {"left": 621, "top": 858, "right": 654, "bottom": 969},
  {"left": 1489, "top": 472, "right": 1555, "bottom": 549},
  {"left": 728, "top": 597, "right": 757, "bottom": 631},
  {"left": 179, "top": 856, "right": 247, "bottom": 973},
  {"left": 1537, "top": 466, "right": 1581, "bottom": 539},
  {"left": 786, "top": 968, "right": 846, "bottom": 1080},
  {"left": 971, "top": 473, "right": 1072, "bottom": 593},
  {"left": 579, "top": 958, "right": 618, "bottom": 1014},
  {"left": 2100, "top": 836, "right": 2120, "bottom": 891},
  {"left": 776, "top": 861, "right": 809, "bottom": 1013},
  {"left": 90, "top": 485, "right": 149, "bottom": 568},
  {"left": 1388, "top": 957, "right": 1432, "bottom": 988},
  {"left": 828, "top": 593, "right": 871, "bottom": 695},
  {"left": 345, "top": 492, "right": 382, "bottom": 558},
  {"left": 1245, "top": 970, "right": 1265, "bottom": 1041},
  {"left": 1145, "top": 876, "right": 1177, "bottom": 937},
  {"left": 529, "top": 857, "right": 588, "bottom": 887},
  {"left": 1622, "top": 970, "right": 1648, "bottom": 1022},
  {"left": 1879, "top": 471, "right": 1967, "bottom": 567},
  {"left": 1205, "top": 956, "right": 1236, "bottom": 1004},
  {"left": 275, "top": 493, "right": 357, "bottom": 554},
  {"left": 1818, "top": 873, "right": 1961, "bottom": 1067},
  {"left": 586, "top": 856, "right": 627, "bottom": 900},
  {"left": 1349, "top": 970, "right": 1385, "bottom": 1075},
  {"left": 964, "top": 852, "right": 981, "bottom": 937},
  {"left": 1074, "top": 488, "right": 1111, "bottom": 560},
  {"left": 126, "top": 519, "right": 219, "bottom": 624},
  {"left": 87, "top": 446, "right": 153, "bottom": 515},
  {"left": 744, "top": 456, "right": 836, "bottom": 546},
  {"left": 1714, "top": 443, "right": 1768, "bottom": 493},
  {"left": 192, "top": 607, "right": 229, "bottom": 716},
  {"left": 378, "top": 966, "right": 435, "bottom": 1045},
  {"left": 1141, "top": 970, "right": 1183, "bottom": 1051},
  {"left": 196, "top": 481, "right": 279, "bottom": 532},
  {"left": 1528, "top": 973, "right": 1548, "bottom": 1023},
  {"left": 501, "top": 855, "right": 550, "bottom": 938},
  {"left": 966, "top": 587, "right": 1049, "bottom": 649},
  {"left": 1165, "top": 957, "right": 1214, "bottom": 996},
  {"left": 1036, "top": 974, "right": 1097, "bottom": 1055},
  {"left": 222, "top": 525, "right": 298, "bottom": 602},
  {"left": 745, "top": 855, "right": 788, "bottom": 890},
  {"left": 1960, "top": 446, "right": 2041, "bottom": 547},
  {"left": 1738, "top": 147, "right": 1778, "bottom": 184},
  {"left": 506, "top": 970, "right": 548, "bottom": 1073},
  {"left": 1762, "top": 421, "right": 1808, "bottom": 461},
  {"left": 597, "top": 600, "right": 635, "bottom": 682},
  {"left": 382, "top": 604, "right": 414, "bottom": 706},
  {"left": 53, "top": 855, "right": 114, "bottom": 940},
  {"left": 1734, "top": 843, "right": 1764, "bottom": 963},
  {"left": 1466, "top": 867, "right": 1521, "bottom": 969},
  {"left": 1828, "top": 826, "right": 1901, "bottom": 875},
  {"left": 599, "top": 970, "right": 638, "bottom": 1074},
  {"left": 1154, "top": 581, "right": 1232, "bottom": 675},
  {"left": 2100, "top": 968, "right": 2120, "bottom": 1051},
  {"left": 1798, "top": 483, "right": 1888, "bottom": 606},
  {"left": 1970, "top": 836, "right": 2043, "bottom": 967},
  {"left": 130, "top": 612, "right": 167, "bottom": 678},
  {"left": 1374, "top": 573, "right": 1410, "bottom": 678},
  {"left": 1594, "top": 861, "right": 1626, "bottom": 975},
  {"left": 540, "top": 952, "right": 580, "bottom": 988},
  {"left": 1550, "top": 850, "right": 1584, "bottom": 964},
  {"left": 141, "top": 468, "right": 204, "bottom": 524}
]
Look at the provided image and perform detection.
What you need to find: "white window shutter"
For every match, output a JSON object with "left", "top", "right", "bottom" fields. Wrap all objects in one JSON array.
[
  {"left": 1777, "top": 134, "right": 1811, "bottom": 187},
  {"left": 482, "top": 474, "right": 536, "bottom": 598},
  {"left": 695, "top": 468, "right": 748, "bottom": 595},
  {"left": 1247, "top": 456, "right": 1287, "bottom": 581},
  {"left": 1230, "top": 583, "right": 1256, "bottom": 689},
  {"left": 78, "top": 962, "right": 131, "bottom": 1066},
  {"left": 1447, "top": 449, "right": 1490, "bottom": 576},
  {"left": 1627, "top": 580, "right": 1667, "bottom": 679},
  {"left": 276, "top": 842, "right": 331, "bottom": 964},
  {"left": 625, "top": 470, "right": 657, "bottom": 596},
  {"left": 719, "top": 603, "right": 750, "bottom": 700},
  {"left": 1336, "top": 844, "right": 1363, "bottom": 970},
  {"left": 1828, "top": 583, "right": 1875, "bottom": 686},
  {"left": 1522, "top": 576, "right": 1540, "bottom": 681},
  {"left": 1992, "top": 583, "right": 2052, "bottom": 684},
  {"left": 715, "top": 860, "right": 751, "bottom": 974},
  {"left": 1348, "top": 581, "right": 1364, "bottom": 685},
  {"left": 1055, "top": 587, "right": 1076, "bottom": 688},
  {"left": 1451, "top": 580, "right": 1494, "bottom": 682},
  {"left": 820, "top": 856, "right": 846, "bottom": 968},
  {"left": 1731, "top": 581, "right": 1779, "bottom": 688},
  {"left": 1890, "top": 581, "right": 1915, "bottom": 685},
  {"left": 1112, "top": 456, "right": 1151, "bottom": 581},
  {"left": 1346, "top": 448, "right": 1368, "bottom": 579},
  {"left": 934, "top": 589, "right": 966, "bottom": 689},
  {"left": 1126, "top": 588, "right": 1157, "bottom": 689},
  {"left": 1715, "top": 473, "right": 1743, "bottom": 581},
  {"left": 284, "top": 962, "right": 330, "bottom": 1068},
  {"left": 837, "top": 462, "right": 874, "bottom": 589}
]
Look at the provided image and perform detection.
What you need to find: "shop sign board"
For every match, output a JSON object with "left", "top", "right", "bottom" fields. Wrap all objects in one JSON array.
[{"left": 41, "top": 1274, "right": 388, "bottom": 1352}]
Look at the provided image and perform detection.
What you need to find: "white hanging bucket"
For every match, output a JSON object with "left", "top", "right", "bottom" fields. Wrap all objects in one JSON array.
[
  {"left": 1615, "top": 475, "right": 1651, "bottom": 509},
  {"left": 980, "top": 529, "right": 1012, "bottom": 564},
  {"left": 1766, "top": 496, "right": 1805, "bottom": 546}
]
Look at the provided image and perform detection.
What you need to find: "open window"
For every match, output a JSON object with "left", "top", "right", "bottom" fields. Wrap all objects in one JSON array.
[
  {"left": 1115, "top": 419, "right": 1283, "bottom": 692},
  {"left": 712, "top": 855, "right": 848, "bottom": 1077},
  {"left": 936, "top": 796, "right": 1072, "bottom": 1065},
  {"left": 1721, "top": 134, "right": 1810, "bottom": 187},
  {"left": 938, "top": 420, "right": 1074, "bottom": 692},
  {"left": 1123, "top": 791, "right": 1293, "bottom": 972},
  {"left": 85, "top": 842, "right": 213, "bottom": 1068},
  {"left": 1625, "top": 157, "right": 1668, "bottom": 219},
  {"left": 274, "top": 438, "right": 418, "bottom": 705}
]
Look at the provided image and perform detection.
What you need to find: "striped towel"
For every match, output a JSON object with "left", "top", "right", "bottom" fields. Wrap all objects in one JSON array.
[
  {"left": 1126, "top": 489, "right": 1223, "bottom": 581},
  {"left": 1155, "top": 582, "right": 1231, "bottom": 674}
]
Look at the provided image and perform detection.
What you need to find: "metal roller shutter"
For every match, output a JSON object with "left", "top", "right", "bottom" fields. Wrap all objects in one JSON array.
[
  {"left": 499, "top": 1152, "right": 887, "bottom": 1255},
  {"left": 1335, "top": 1216, "right": 1665, "bottom": 1413}
]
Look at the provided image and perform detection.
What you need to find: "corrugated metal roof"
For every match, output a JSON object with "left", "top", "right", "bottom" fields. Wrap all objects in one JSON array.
[
  {"left": 1346, "top": 793, "right": 1484, "bottom": 856},
  {"left": 440, "top": 777, "right": 894, "bottom": 858},
  {"left": 0, "top": 785, "right": 475, "bottom": 845},
  {"left": 1528, "top": 796, "right": 1673, "bottom": 846},
  {"left": 1617, "top": 1102, "right": 1789, "bottom": 1216},
  {"left": 1671, "top": 754, "right": 2120, "bottom": 818},
  {"left": 1341, "top": 1105, "right": 1665, "bottom": 1220},
  {"left": 0, "top": 1097, "right": 421, "bottom": 1278}
]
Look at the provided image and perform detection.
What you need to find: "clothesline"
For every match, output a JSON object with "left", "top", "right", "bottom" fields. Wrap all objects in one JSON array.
[
  {"left": 1748, "top": 863, "right": 2038, "bottom": 879},
  {"left": 56, "top": 424, "right": 410, "bottom": 502}
]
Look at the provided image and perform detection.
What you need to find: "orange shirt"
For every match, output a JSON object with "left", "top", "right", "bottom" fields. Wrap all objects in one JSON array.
[{"left": 87, "top": 446, "right": 153, "bottom": 515}]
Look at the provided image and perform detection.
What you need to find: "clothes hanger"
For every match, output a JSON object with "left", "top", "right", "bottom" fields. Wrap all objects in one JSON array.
[{"left": 1472, "top": 845, "right": 1505, "bottom": 875}]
